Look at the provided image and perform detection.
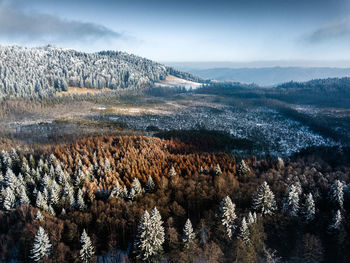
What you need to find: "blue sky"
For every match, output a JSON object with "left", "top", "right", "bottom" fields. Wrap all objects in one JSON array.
[{"left": 0, "top": 0, "right": 350, "bottom": 64}]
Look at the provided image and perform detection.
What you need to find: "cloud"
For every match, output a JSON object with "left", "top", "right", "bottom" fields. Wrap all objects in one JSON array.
[
  {"left": 305, "top": 20, "right": 350, "bottom": 43},
  {"left": 0, "top": 0, "right": 122, "bottom": 43}
]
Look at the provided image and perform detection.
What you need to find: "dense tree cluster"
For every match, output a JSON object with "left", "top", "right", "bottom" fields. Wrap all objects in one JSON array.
[
  {"left": 0, "top": 45, "right": 172, "bottom": 98},
  {"left": 0, "top": 136, "right": 349, "bottom": 262}
]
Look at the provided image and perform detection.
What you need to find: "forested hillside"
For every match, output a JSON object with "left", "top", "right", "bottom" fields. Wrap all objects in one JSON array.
[
  {"left": 0, "top": 136, "right": 349, "bottom": 262},
  {"left": 0, "top": 45, "right": 200, "bottom": 98}
]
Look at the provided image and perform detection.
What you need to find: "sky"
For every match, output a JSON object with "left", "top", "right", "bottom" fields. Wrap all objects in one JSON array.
[{"left": 0, "top": 0, "right": 350, "bottom": 65}]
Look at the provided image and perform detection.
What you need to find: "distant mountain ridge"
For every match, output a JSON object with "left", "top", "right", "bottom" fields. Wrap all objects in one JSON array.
[
  {"left": 182, "top": 66, "right": 350, "bottom": 86},
  {"left": 0, "top": 45, "right": 201, "bottom": 98}
]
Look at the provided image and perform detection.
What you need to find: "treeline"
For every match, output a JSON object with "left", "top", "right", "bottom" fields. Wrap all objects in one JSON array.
[{"left": 0, "top": 136, "right": 349, "bottom": 262}]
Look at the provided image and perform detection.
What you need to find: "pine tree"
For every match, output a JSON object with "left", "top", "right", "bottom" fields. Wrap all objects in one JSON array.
[
  {"left": 129, "top": 178, "right": 143, "bottom": 200},
  {"left": 282, "top": 184, "right": 300, "bottom": 217},
  {"left": 169, "top": 166, "right": 177, "bottom": 177},
  {"left": 19, "top": 187, "right": 30, "bottom": 205},
  {"left": 219, "top": 196, "right": 237, "bottom": 239},
  {"left": 80, "top": 229, "right": 95, "bottom": 263},
  {"left": 302, "top": 193, "right": 315, "bottom": 223},
  {"left": 238, "top": 217, "right": 250, "bottom": 244},
  {"left": 135, "top": 208, "right": 165, "bottom": 262},
  {"left": 329, "top": 210, "right": 342, "bottom": 231},
  {"left": 135, "top": 210, "right": 153, "bottom": 261},
  {"left": 329, "top": 180, "right": 344, "bottom": 209},
  {"left": 215, "top": 164, "right": 222, "bottom": 175},
  {"left": 2, "top": 187, "right": 15, "bottom": 210},
  {"left": 4, "top": 168, "right": 18, "bottom": 190},
  {"left": 36, "top": 191, "right": 48, "bottom": 211},
  {"left": 30, "top": 227, "right": 52, "bottom": 262},
  {"left": 252, "top": 181, "right": 277, "bottom": 216},
  {"left": 146, "top": 176, "right": 155, "bottom": 192},
  {"left": 182, "top": 219, "right": 196, "bottom": 249},
  {"left": 104, "top": 158, "right": 111, "bottom": 172},
  {"left": 247, "top": 211, "right": 256, "bottom": 225},
  {"left": 237, "top": 160, "right": 250, "bottom": 176},
  {"left": 150, "top": 207, "right": 165, "bottom": 257},
  {"left": 110, "top": 181, "right": 123, "bottom": 198},
  {"left": 76, "top": 189, "right": 86, "bottom": 211},
  {"left": 35, "top": 210, "right": 44, "bottom": 221}
]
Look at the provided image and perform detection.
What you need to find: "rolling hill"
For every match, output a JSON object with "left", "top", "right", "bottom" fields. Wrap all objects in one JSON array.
[{"left": 0, "top": 45, "right": 202, "bottom": 98}]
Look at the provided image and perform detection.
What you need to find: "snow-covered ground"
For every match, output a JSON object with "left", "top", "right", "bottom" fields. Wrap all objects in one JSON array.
[{"left": 154, "top": 75, "right": 202, "bottom": 90}]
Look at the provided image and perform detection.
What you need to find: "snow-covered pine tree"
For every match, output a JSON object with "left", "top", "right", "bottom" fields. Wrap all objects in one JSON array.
[
  {"left": 238, "top": 217, "right": 250, "bottom": 244},
  {"left": 237, "top": 160, "right": 250, "bottom": 176},
  {"left": 19, "top": 187, "right": 30, "bottom": 205},
  {"left": 302, "top": 193, "right": 315, "bottom": 223},
  {"left": 182, "top": 218, "right": 196, "bottom": 249},
  {"left": 329, "top": 210, "right": 342, "bottom": 231},
  {"left": 104, "top": 158, "right": 111, "bottom": 172},
  {"left": 76, "top": 189, "right": 86, "bottom": 211},
  {"left": 215, "top": 164, "right": 222, "bottom": 175},
  {"left": 48, "top": 205, "right": 56, "bottom": 216},
  {"left": 252, "top": 181, "right": 277, "bottom": 216},
  {"left": 135, "top": 210, "right": 153, "bottom": 261},
  {"left": 2, "top": 187, "right": 15, "bottom": 210},
  {"left": 150, "top": 207, "right": 165, "bottom": 257},
  {"left": 4, "top": 168, "right": 18, "bottom": 190},
  {"left": 329, "top": 180, "right": 344, "bottom": 209},
  {"left": 146, "top": 176, "right": 155, "bottom": 192},
  {"left": 282, "top": 184, "right": 300, "bottom": 217},
  {"left": 35, "top": 210, "right": 44, "bottom": 221},
  {"left": 35, "top": 191, "right": 48, "bottom": 211},
  {"left": 129, "top": 178, "right": 143, "bottom": 200},
  {"left": 219, "top": 196, "right": 237, "bottom": 239},
  {"left": 247, "top": 211, "right": 256, "bottom": 225},
  {"left": 169, "top": 166, "right": 177, "bottom": 177},
  {"left": 49, "top": 181, "right": 60, "bottom": 205},
  {"left": 80, "top": 229, "right": 95, "bottom": 263},
  {"left": 109, "top": 181, "right": 123, "bottom": 198},
  {"left": 30, "top": 227, "right": 52, "bottom": 262}
]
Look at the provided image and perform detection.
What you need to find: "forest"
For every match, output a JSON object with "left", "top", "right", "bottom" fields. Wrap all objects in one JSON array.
[
  {"left": 0, "top": 45, "right": 202, "bottom": 99},
  {"left": 0, "top": 135, "right": 349, "bottom": 263}
]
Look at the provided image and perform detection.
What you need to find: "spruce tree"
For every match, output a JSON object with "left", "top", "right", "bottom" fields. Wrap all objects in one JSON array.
[
  {"left": 30, "top": 227, "right": 52, "bottom": 262},
  {"left": 169, "top": 166, "right": 177, "bottom": 177},
  {"left": 80, "top": 229, "right": 95, "bottom": 263},
  {"left": 146, "top": 176, "right": 155, "bottom": 192},
  {"left": 329, "top": 180, "right": 344, "bottom": 209},
  {"left": 182, "top": 218, "right": 196, "bottom": 249},
  {"left": 238, "top": 217, "right": 250, "bottom": 244},
  {"left": 35, "top": 210, "right": 44, "bottom": 221},
  {"left": 36, "top": 191, "right": 48, "bottom": 211},
  {"left": 215, "top": 164, "right": 222, "bottom": 175},
  {"left": 302, "top": 193, "right": 315, "bottom": 223},
  {"left": 252, "top": 181, "right": 277, "bottom": 216},
  {"left": 19, "top": 187, "right": 30, "bottom": 205},
  {"left": 76, "top": 189, "right": 86, "bottom": 211},
  {"left": 329, "top": 210, "right": 342, "bottom": 231},
  {"left": 283, "top": 184, "right": 300, "bottom": 217},
  {"left": 110, "top": 181, "right": 123, "bottom": 198},
  {"left": 4, "top": 168, "right": 18, "bottom": 190},
  {"left": 135, "top": 210, "right": 153, "bottom": 261},
  {"left": 3, "top": 187, "right": 15, "bottom": 210},
  {"left": 150, "top": 207, "right": 165, "bottom": 257},
  {"left": 135, "top": 208, "right": 165, "bottom": 262},
  {"left": 219, "top": 196, "right": 237, "bottom": 239}
]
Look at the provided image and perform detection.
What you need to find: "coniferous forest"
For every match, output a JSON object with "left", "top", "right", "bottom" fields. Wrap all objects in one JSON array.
[{"left": 0, "top": 135, "right": 349, "bottom": 263}]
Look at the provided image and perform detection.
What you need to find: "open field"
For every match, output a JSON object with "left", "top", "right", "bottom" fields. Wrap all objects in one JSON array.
[{"left": 0, "top": 91, "right": 346, "bottom": 156}]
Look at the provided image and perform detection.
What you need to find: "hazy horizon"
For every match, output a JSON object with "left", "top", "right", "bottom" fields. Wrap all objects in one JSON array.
[{"left": 0, "top": 0, "right": 350, "bottom": 63}]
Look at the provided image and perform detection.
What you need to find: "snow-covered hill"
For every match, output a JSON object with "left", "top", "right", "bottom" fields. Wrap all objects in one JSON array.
[{"left": 0, "top": 45, "right": 198, "bottom": 98}]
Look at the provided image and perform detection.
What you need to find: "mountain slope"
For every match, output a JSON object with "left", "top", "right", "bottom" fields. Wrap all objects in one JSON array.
[{"left": 0, "top": 45, "right": 200, "bottom": 98}]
